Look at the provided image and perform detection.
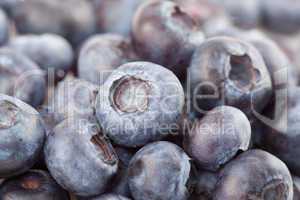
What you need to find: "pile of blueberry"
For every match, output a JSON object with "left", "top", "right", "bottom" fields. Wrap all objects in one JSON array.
[{"left": 1, "top": 0, "right": 300, "bottom": 199}]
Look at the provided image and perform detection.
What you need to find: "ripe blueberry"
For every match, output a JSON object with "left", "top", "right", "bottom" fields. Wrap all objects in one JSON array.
[
  {"left": 44, "top": 117, "right": 118, "bottom": 196},
  {"left": 184, "top": 106, "right": 251, "bottom": 171},
  {"left": 9, "top": 34, "right": 74, "bottom": 73},
  {"left": 0, "top": 94, "right": 45, "bottom": 178},
  {"left": 214, "top": 150, "right": 293, "bottom": 200},
  {"left": 188, "top": 36, "right": 272, "bottom": 117},
  {"left": 128, "top": 141, "right": 191, "bottom": 200},
  {"left": 96, "top": 62, "right": 185, "bottom": 147}
]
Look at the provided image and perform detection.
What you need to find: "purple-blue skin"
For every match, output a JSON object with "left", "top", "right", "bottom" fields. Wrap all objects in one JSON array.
[
  {"left": 203, "top": 31, "right": 297, "bottom": 137},
  {"left": 84, "top": 194, "right": 131, "bottom": 200},
  {"left": 184, "top": 106, "right": 251, "bottom": 171},
  {"left": 214, "top": 150, "right": 294, "bottom": 200},
  {"left": 261, "top": 0, "right": 300, "bottom": 34},
  {"left": 9, "top": 34, "right": 74, "bottom": 72},
  {"left": 0, "top": 170, "right": 69, "bottom": 200},
  {"left": 128, "top": 141, "right": 191, "bottom": 200},
  {"left": 92, "top": 0, "right": 143, "bottom": 36},
  {"left": 293, "top": 176, "right": 300, "bottom": 200},
  {"left": 0, "top": 48, "right": 46, "bottom": 107},
  {"left": 131, "top": 0, "right": 204, "bottom": 80},
  {"left": 0, "top": 94, "right": 45, "bottom": 178},
  {"left": 205, "top": 29, "right": 299, "bottom": 85},
  {"left": 244, "top": 31, "right": 298, "bottom": 87},
  {"left": 206, "top": 29, "right": 298, "bottom": 86},
  {"left": 217, "top": 0, "right": 261, "bottom": 29},
  {"left": 202, "top": 20, "right": 241, "bottom": 39},
  {"left": 78, "top": 34, "right": 137, "bottom": 85},
  {"left": 11, "top": 0, "right": 96, "bottom": 47},
  {"left": 96, "top": 62, "right": 185, "bottom": 147},
  {"left": 261, "top": 87, "right": 300, "bottom": 177},
  {"left": 44, "top": 117, "right": 119, "bottom": 197},
  {"left": 48, "top": 76, "right": 98, "bottom": 125},
  {"left": 0, "top": 0, "right": 18, "bottom": 14},
  {"left": 242, "top": 31, "right": 298, "bottom": 145},
  {"left": 0, "top": 9, "right": 9, "bottom": 46},
  {"left": 188, "top": 36, "right": 272, "bottom": 118}
]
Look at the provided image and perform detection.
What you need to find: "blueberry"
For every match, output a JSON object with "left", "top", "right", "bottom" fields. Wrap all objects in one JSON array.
[
  {"left": 131, "top": 0, "right": 204, "bottom": 80},
  {"left": 206, "top": 29, "right": 297, "bottom": 86},
  {"left": 188, "top": 36, "right": 272, "bottom": 117},
  {"left": 92, "top": 0, "right": 143, "bottom": 36},
  {"left": 85, "top": 194, "right": 130, "bottom": 200},
  {"left": 96, "top": 62, "right": 185, "bottom": 147},
  {"left": 294, "top": 176, "right": 300, "bottom": 200},
  {"left": 44, "top": 117, "right": 118, "bottom": 196},
  {"left": 9, "top": 34, "right": 74, "bottom": 73},
  {"left": 48, "top": 76, "right": 98, "bottom": 125},
  {"left": 0, "top": 9, "right": 9, "bottom": 46},
  {"left": 128, "top": 141, "right": 191, "bottom": 200},
  {"left": 0, "top": 170, "right": 69, "bottom": 200},
  {"left": 0, "top": 94, "right": 45, "bottom": 178},
  {"left": 0, "top": 48, "right": 46, "bottom": 107},
  {"left": 261, "top": 0, "right": 300, "bottom": 34},
  {"left": 78, "top": 34, "right": 137, "bottom": 85},
  {"left": 11, "top": 0, "right": 96, "bottom": 46},
  {"left": 214, "top": 149, "right": 293, "bottom": 200},
  {"left": 184, "top": 106, "right": 251, "bottom": 171}
]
